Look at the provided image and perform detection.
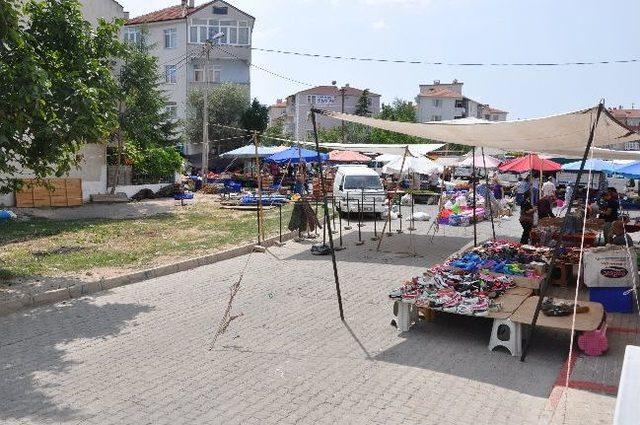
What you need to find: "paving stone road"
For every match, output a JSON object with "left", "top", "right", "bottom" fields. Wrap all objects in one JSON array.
[{"left": 0, "top": 207, "right": 632, "bottom": 424}]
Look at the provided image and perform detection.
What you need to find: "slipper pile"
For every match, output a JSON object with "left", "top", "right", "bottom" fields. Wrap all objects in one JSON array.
[
  {"left": 389, "top": 267, "right": 516, "bottom": 317},
  {"left": 448, "top": 240, "right": 547, "bottom": 277}
]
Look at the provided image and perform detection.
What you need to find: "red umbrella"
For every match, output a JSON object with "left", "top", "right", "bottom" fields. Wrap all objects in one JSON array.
[
  {"left": 498, "top": 154, "right": 561, "bottom": 173},
  {"left": 328, "top": 150, "right": 371, "bottom": 163}
]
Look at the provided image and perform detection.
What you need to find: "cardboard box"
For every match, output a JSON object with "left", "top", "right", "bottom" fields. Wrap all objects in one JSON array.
[{"left": 583, "top": 246, "right": 637, "bottom": 288}]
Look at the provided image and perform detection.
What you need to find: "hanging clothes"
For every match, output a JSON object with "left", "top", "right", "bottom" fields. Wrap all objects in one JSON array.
[{"left": 288, "top": 199, "right": 321, "bottom": 233}]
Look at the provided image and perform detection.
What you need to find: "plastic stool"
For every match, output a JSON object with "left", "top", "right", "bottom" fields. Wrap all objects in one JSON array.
[
  {"left": 489, "top": 318, "right": 522, "bottom": 357},
  {"left": 395, "top": 301, "right": 418, "bottom": 332}
]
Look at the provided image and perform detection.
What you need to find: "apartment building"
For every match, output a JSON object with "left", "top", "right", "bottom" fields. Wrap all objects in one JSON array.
[
  {"left": 416, "top": 80, "right": 508, "bottom": 123},
  {"left": 610, "top": 106, "right": 640, "bottom": 150},
  {"left": 268, "top": 99, "right": 287, "bottom": 127},
  {"left": 285, "top": 85, "right": 381, "bottom": 140},
  {"left": 125, "top": 0, "right": 254, "bottom": 155},
  {"left": 79, "top": 0, "right": 129, "bottom": 26}
]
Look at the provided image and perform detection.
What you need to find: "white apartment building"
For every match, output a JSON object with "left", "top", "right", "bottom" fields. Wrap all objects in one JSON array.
[
  {"left": 79, "top": 0, "right": 129, "bottom": 26},
  {"left": 124, "top": 0, "right": 254, "bottom": 155},
  {"left": 284, "top": 85, "right": 381, "bottom": 141},
  {"left": 610, "top": 106, "right": 640, "bottom": 150},
  {"left": 417, "top": 80, "right": 508, "bottom": 123}
]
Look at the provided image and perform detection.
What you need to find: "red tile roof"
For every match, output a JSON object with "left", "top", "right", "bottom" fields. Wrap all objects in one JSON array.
[
  {"left": 271, "top": 101, "right": 286, "bottom": 108},
  {"left": 611, "top": 108, "right": 640, "bottom": 120},
  {"left": 418, "top": 87, "right": 462, "bottom": 98},
  {"left": 126, "top": 1, "right": 255, "bottom": 25},
  {"left": 294, "top": 86, "right": 380, "bottom": 97},
  {"left": 483, "top": 105, "right": 508, "bottom": 114}
]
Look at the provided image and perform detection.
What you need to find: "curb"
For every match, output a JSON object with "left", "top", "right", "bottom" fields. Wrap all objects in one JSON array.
[{"left": 0, "top": 231, "right": 297, "bottom": 316}]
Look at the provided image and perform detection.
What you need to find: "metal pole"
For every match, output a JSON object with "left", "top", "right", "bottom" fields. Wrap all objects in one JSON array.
[
  {"left": 345, "top": 193, "right": 352, "bottom": 230},
  {"left": 377, "top": 147, "right": 408, "bottom": 251},
  {"left": 310, "top": 109, "right": 344, "bottom": 321},
  {"left": 201, "top": 41, "right": 212, "bottom": 178},
  {"left": 337, "top": 208, "right": 345, "bottom": 251},
  {"left": 356, "top": 199, "right": 364, "bottom": 246},
  {"left": 409, "top": 194, "right": 416, "bottom": 231},
  {"left": 331, "top": 195, "right": 337, "bottom": 234},
  {"left": 372, "top": 199, "right": 378, "bottom": 240},
  {"left": 341, "top": 87, "right": 346, "bottom": 143},
  {"left": 397, "top": 193, "right": 404, "bottom": 234},
  {"left": 278, "top": 204, "right": 283, "bottom": 244},
  {"left": 360, "top": 187, "right": 366, "bottom": 227},
  {"left": 521, "top": 102, "right": 604, "bottom": 362},
  {"left": 253, "top": 131, "right": 264, "bottom": 247},
  {"left": 482, "top": 147, "right": 497, "bottom": 241},
  {"left": 472, "top": 147, "right": 477, "bottom": 247}
]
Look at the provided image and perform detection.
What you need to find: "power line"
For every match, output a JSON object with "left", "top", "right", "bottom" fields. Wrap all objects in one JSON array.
[
  {"left": 248, "top": 46, "right": 640, "bottom": 67},
  {"left": 213, "top": 44, "right": 314, "bottom": 87}
]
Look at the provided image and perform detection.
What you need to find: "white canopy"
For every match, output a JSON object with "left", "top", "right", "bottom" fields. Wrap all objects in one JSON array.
[
  {"left": 459, "top": 154, "right": 501, "bottom": 168},
  {"left": 382, "top": 156, "right": 443, "bottom": 176},
  {"left": 298, "top": 142, "right": 445, "bottom": 156},
  {"left": 373, "top": 154, "right": 401, "bottom": 163},
  {"left": 219, "top": 145, "right": 288, "bottom": 158},
  {"left": 314, "top": 106, "right": 640, "bottom": 160},
  {"left": 435, "top": 156, "right": 462, "bottom": 167}
]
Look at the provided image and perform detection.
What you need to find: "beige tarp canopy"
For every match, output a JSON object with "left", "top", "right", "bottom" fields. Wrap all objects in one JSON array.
[
  {"left": 314, "top": 106, "right": 640, "bottom": 160},
  {"left": 297, "top": 142, "right": 445, "bottom": 156}
]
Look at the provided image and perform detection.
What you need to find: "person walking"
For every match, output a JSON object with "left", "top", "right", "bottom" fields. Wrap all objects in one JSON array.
[
  {"left": 542, "top": 176, "right": 556, "bottom": 199},
  {"left": 520, "top": 194, "right": 535, "bottom": 244},
  {"left": 514, "top": 177, "right": 528, "bottom": 206}
]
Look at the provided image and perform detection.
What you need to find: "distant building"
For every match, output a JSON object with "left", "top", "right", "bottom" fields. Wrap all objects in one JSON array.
[
  {"left": 416, "top": 80, "right": 508, "bottom": 123},
  {"left": 78, "top": 0, "right": 129, "bottom": 27},
  {"left": 125, "top": 0, "right": 255, "bottom": 155},
  {"left": 610, "top": 106, "right": 640, "bottom": 150},
  {"left": 268, "top": 99, "right": 287, "bottom": 127},
  {"left": 284, "top": 85, "right": 381, "bottom": 140}
]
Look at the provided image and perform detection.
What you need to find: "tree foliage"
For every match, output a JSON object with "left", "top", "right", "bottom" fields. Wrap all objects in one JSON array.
[
  {"left": 241, "top": 99, "right": 269, "bottom": 133},
  {"left": 0, "top": 0, "right": 123, "bottom": 193},
  {"left": 370, "top": 99, "right": 428, "bottom": 145},
  {"left": 186, "top": 83, "right": 250, "bottom": 154},
  {"left": 354, "top": 89, "right": 372, "bottom": 117},
  {"left": 118, "top": 41, "right": 179, "bottom": 150}
]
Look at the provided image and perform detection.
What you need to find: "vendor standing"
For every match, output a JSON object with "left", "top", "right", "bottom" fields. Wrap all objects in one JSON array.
[
  {"left": 519, "top": 194, "right": 535, "bottom": 244},
  {"left": 599, "top": 187, "right": 620, "bottom": 243},
  {"left": 491, "top": 175, "right": 504, "bottom": 200},
  {"left": 537, "top": 194, "right": 555, "bottom": 219},
  {"left": 541, "top": 177, "right": 556, "bottom": 199},
  {"left": 514, "top": 177, "right": 529, "bottom": 206}
]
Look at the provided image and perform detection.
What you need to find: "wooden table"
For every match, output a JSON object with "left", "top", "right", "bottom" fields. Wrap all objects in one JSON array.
[{"left": 510, "top": 296, "right": 605, "bottom": 331}]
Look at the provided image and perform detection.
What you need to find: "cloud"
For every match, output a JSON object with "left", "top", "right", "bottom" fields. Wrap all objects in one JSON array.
[{"left": 371, "top": 19, "right": 389, "bottom": 30}]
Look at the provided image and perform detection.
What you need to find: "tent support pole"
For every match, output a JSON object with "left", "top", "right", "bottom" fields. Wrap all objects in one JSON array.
[
  {"left": 253, "top": 131, "right": 264, "bottom": 248},
  {"left": 377, "top": 146, "right": 409, "bottom": 251},
  {"left": 311, "top": 109, "right": 344, "bottom": 321},
  {"left": 472, "top": 147, "right": 477, "bottom": 247},
  {"left": 520, "top": 102, "right": 604, "bottom": 362},
  {"left": 482, "top": 148, "right": 496, "bottom": 241}
]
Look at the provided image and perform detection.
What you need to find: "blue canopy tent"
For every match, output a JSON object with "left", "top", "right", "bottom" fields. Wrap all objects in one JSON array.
[
  {"left": 561, "top": 159, "right": 616, "bottom": 173},
  {"left": 265, "top": 147, "right": 328, "bottom": 164},
  {"left": 614, "top": 161, "right": 640, "bottom": 178}
]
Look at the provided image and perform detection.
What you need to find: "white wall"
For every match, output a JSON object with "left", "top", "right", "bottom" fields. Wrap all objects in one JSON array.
[
  {"left": 418, "top": 97, "right": 459, "bottom": 122},
  {"left": 78, "top": 0, "right": 127, "bottom": 26}
]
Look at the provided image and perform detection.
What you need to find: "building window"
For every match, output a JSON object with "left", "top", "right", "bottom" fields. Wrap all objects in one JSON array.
[
  {"left": 213, "top": 6, "right": 228, "bottom": 14},
  {"left": 165, "top": 65, "right": 177, "bottom": 84},
  {"left": 193, "top": 65, "right": 221, "bottom": 83},
  {"left": 166, "top": 102, "right": 178, "bottom": 119},
  {"left": 124, "top": 27, "right": 142, "bottom": 44},
  {"left": 164, "top": 28, "right": 177, "bottom": 49},
  {"left": 484, "top": 114, "right": 491, "bottom": 120},
  {"left": 188, "top": 19, "right": 251, "bottom": 45},
  {"left": 492, "top": 114, "right": 499, "bottom": 121},
  {"left": 455, "top": 99, "right": 464, "bottom": 108},
  {"left": 432, "top": 99, "right": 442, "bottom": 108},
  {"left": 431, "top": 115, "right": 442, "bottom": 121},
  {"left": 307, "top": 95, "right": 334, "bottom": 105}
]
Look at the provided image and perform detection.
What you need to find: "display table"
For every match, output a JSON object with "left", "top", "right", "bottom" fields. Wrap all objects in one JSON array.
[{"left": 510, "top": 297, "right": 604, "bottom": 331}]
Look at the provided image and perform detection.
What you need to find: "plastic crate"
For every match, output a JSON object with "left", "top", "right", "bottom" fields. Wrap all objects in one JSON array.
[{"left": 589, "top": 287, "right": 634, "bottom": 313}]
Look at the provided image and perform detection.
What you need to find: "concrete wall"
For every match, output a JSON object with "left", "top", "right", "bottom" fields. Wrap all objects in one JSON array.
[
  {"left": 78, "top": 0, "right": 127, "bottom": 26},
  {"left": 417, "top": 97, "right": 462, "bottom": 123},
  {"left": 287, "top": 91, "right": 381, "bottom": 140}
]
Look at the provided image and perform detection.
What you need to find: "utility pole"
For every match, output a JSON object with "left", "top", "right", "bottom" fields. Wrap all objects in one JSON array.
[{"left": 201, "top": 40, "right": 213, "bottom": 178}]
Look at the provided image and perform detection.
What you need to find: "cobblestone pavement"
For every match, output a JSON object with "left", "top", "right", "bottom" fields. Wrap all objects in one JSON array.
[{"left": 0, "top": 207, "right": 633, "bottom": 424}]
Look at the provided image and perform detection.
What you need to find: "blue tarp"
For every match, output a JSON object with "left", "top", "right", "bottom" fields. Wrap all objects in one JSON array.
[
  {"left": 265, "top": 147, "right": 328, "bottom": 164},
  {"left": 614, "top": 161, "right": 640, "bottom": 178},
  {"left": 561, "top": 159, "right": 616, "bottom": 173}
]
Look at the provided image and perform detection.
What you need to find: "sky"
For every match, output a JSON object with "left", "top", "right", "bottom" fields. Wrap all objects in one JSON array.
[{"left": 118, "top": 0, "right": 640, "bottom": 119}]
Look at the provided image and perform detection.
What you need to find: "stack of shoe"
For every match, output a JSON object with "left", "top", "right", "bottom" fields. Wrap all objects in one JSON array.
[
  {"left": 389, "top": 267, "right": 516, "bottom": 317},
  {"left": 448, "top": 240, "right": 546, "bottom": 277}
]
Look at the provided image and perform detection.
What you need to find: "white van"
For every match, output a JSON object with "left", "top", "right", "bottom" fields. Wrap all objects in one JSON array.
[{"left": 333, "top": 165, "right": 386, "bottom": 215}]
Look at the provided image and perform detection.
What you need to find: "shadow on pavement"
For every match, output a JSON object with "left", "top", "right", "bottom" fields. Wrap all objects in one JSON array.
[
  {"left": 0, "top": 299, "right": 153, "bottom": 423},
  {"left": 375, "top": 313, "right": 570, "bottom": 398}
]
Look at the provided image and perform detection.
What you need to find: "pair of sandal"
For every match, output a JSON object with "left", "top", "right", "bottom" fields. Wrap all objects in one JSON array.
[{"left": 541, "top": 298, "right": 590, "bottom": 317}]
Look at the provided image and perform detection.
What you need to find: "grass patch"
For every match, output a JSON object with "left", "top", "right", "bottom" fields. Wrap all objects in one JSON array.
[{"left": 0, "top": 202, "right": 299, "bottom": 280}]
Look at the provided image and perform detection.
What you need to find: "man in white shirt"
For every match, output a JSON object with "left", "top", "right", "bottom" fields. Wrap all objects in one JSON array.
[{"left": 542, "top": 177, "right": 556, "bottom": 198}]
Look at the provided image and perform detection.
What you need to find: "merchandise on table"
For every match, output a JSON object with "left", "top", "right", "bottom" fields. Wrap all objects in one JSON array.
[
  {"left": 437, "top": 190, "right": 487, "bottom": 226},
  {"left": 389, "top": 266, "right": 516, "bottom": 317},
  {"left": 448, "top": 240, "right": 548, "bottom": 277}
]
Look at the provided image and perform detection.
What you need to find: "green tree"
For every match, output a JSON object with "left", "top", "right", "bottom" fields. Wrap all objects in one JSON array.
[
  {"left": 186, "top": 83, "right": 250, "bottom": 155},
  {"left": 0, "top": 0, "right": 123, "bottom": 193},
  {"left": 241, "top": 99, "right": 269, "bottom": 133},
  {"left": 370, "top": 99, "right": 428, "bottom": 145},
  {"left": 354, "top": 89, "right": 372, "bottom": 116},
  {"left": 262, "top": 116, "right": 289, "bottom": 146}
]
